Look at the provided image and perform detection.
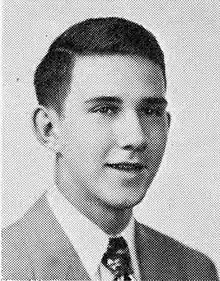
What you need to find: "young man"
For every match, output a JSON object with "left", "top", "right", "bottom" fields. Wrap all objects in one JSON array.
[{"left": 2, "top": 17, "right": 218, "bottom": 280}]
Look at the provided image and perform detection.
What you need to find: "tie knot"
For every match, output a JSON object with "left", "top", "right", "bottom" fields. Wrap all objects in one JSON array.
[
  {"left": 108, "top": 237, "right": 128, "bottom": 252},
  {"left": 102, "top": 237, "right": 133, "bottom": 280}
]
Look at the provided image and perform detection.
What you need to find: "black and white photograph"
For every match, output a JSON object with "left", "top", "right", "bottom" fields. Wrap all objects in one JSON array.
[{"left": 2, "top": 0, "right": 220, "bottom": 279}]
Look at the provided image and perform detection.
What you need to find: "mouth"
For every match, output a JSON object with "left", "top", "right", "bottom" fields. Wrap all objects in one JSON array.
[{"left": 105, "top": 162, "right": 145, "bottom": 172}]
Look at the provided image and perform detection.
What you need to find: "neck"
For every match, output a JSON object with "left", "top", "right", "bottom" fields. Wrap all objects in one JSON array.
[{"left": 55, "top": 159, "right": 132, "bottom": 235}]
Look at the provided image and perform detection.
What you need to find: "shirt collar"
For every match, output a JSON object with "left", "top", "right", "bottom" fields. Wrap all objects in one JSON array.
[{"left": 47, "top": 185, "right": 136, "bottom": 279}]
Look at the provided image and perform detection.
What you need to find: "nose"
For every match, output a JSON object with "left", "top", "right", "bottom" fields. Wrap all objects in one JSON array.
[{"left": 114, "top": 109, "right": 146, "bottom": 151}]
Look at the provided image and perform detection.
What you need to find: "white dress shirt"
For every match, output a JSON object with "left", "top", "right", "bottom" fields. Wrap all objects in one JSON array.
[{"left": 46, "top": 186, "right": 141, "bottom": 280}]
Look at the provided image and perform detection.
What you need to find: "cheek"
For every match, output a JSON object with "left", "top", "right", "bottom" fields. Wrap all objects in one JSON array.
[
  {"left": 147, "top": 123, "right": 168, "bottom": 150},
  {"left": 145, "top": 125, "right": 167, "bottom": 171},
  {"left": 61, "top": 119, "right": 113, "bottom": 164}
]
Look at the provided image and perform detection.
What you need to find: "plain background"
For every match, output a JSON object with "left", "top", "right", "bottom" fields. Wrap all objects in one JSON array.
[{"left": 2, "top": 0, "right": 220, "bottom": 273}]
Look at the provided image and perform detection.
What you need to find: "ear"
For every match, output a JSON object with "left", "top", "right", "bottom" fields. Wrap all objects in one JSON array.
[{"left": 32, "top": 106, "right": 61, "bottom": 153}]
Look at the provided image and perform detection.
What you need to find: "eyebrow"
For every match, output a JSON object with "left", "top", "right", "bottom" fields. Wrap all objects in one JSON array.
[
  {"left": 84, "top": 96, "right": 167, "bottom": 106},
  {"left": 84, "top": 96, "right": 122, "bottom": 104},
  {"left": 141, "top": 97, "right": 168, "bottom": 106}
]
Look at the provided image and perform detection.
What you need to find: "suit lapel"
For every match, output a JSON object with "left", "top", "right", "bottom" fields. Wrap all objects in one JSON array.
[
  {"left": 134, "top": 221, "right": 181, "bottom": 280},
  {"left": 24, "top": 193, "right": 90, "bottom": 280}
]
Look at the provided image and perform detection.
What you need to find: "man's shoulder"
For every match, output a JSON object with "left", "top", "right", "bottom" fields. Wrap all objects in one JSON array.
[
  {"left": 2, "top": 192, "right": 49, "bottom": 236},
  {"left": 1, "top": 194, "right": 48, "bottom": 279},
  {"left": 135, "top": 221, "right": 218, "bottom": 279},
  {"left": 2, "top": 192, "right": 59, "bottom": 265},
  {"left": 136, "top": 221, "right": 206, "bottom": 259},
  {"left": 2, "top": 192, "right": 64, "bottom": 250},
  {"left": 136, "top": 221, "right": 215, "bottom": 264}
]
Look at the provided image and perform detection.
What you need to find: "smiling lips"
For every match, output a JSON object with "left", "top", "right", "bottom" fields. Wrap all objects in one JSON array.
[{"left": 105, "top": 162, "right": 145, "bottom": 172}]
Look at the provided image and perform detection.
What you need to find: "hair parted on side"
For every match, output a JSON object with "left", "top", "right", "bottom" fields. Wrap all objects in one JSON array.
[{"left": 34, "top": 17, "right": 166, "bottom": 115}]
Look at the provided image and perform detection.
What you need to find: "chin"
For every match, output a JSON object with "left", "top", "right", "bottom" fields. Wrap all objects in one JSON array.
[
  {"left": 97, "top": 174, "right": 154, "bottom": 210},
  {"left": 108, "top": 190, "right": 148, "bottom": 210}
]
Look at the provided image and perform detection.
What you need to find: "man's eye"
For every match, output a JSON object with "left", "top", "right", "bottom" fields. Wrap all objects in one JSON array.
[
  {"left": 93, "top": 105, "right": 119, "bottom": 115},
  {"left": 142, "top": 107, "right": 163, "bottom": 117}
]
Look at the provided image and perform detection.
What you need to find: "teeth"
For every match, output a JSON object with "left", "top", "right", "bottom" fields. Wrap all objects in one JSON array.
[{"left": 107, "top": 163, "right": 144, "bottom": 171}]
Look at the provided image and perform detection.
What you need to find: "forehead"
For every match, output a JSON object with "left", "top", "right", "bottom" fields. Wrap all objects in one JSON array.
[{"left": 68, "top": 54, "right": 165, "bottom": 104}]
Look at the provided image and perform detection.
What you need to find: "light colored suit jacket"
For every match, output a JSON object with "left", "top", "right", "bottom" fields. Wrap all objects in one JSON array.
[{"left": 2, "top": 194, "right": 219, "bottom": 280}]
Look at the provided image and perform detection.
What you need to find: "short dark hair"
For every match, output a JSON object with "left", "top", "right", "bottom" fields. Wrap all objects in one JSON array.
[{"left": 34, "top": 17, "right": 166, "bottom": 115}]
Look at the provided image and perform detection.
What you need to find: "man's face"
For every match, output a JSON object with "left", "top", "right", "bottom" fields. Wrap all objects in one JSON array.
[{"left": 58, "top": 55, "right": 169, "bottom": 210}]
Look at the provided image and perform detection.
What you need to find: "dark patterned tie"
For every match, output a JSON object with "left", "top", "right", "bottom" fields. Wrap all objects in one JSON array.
[{"left": 101, "top": 236, "right": 133, "bottom": 281}]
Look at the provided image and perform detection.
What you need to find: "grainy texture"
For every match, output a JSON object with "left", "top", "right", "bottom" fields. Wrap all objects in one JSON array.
[{"left": 2, "top": 2, "right": 220, "bottom": 278}]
